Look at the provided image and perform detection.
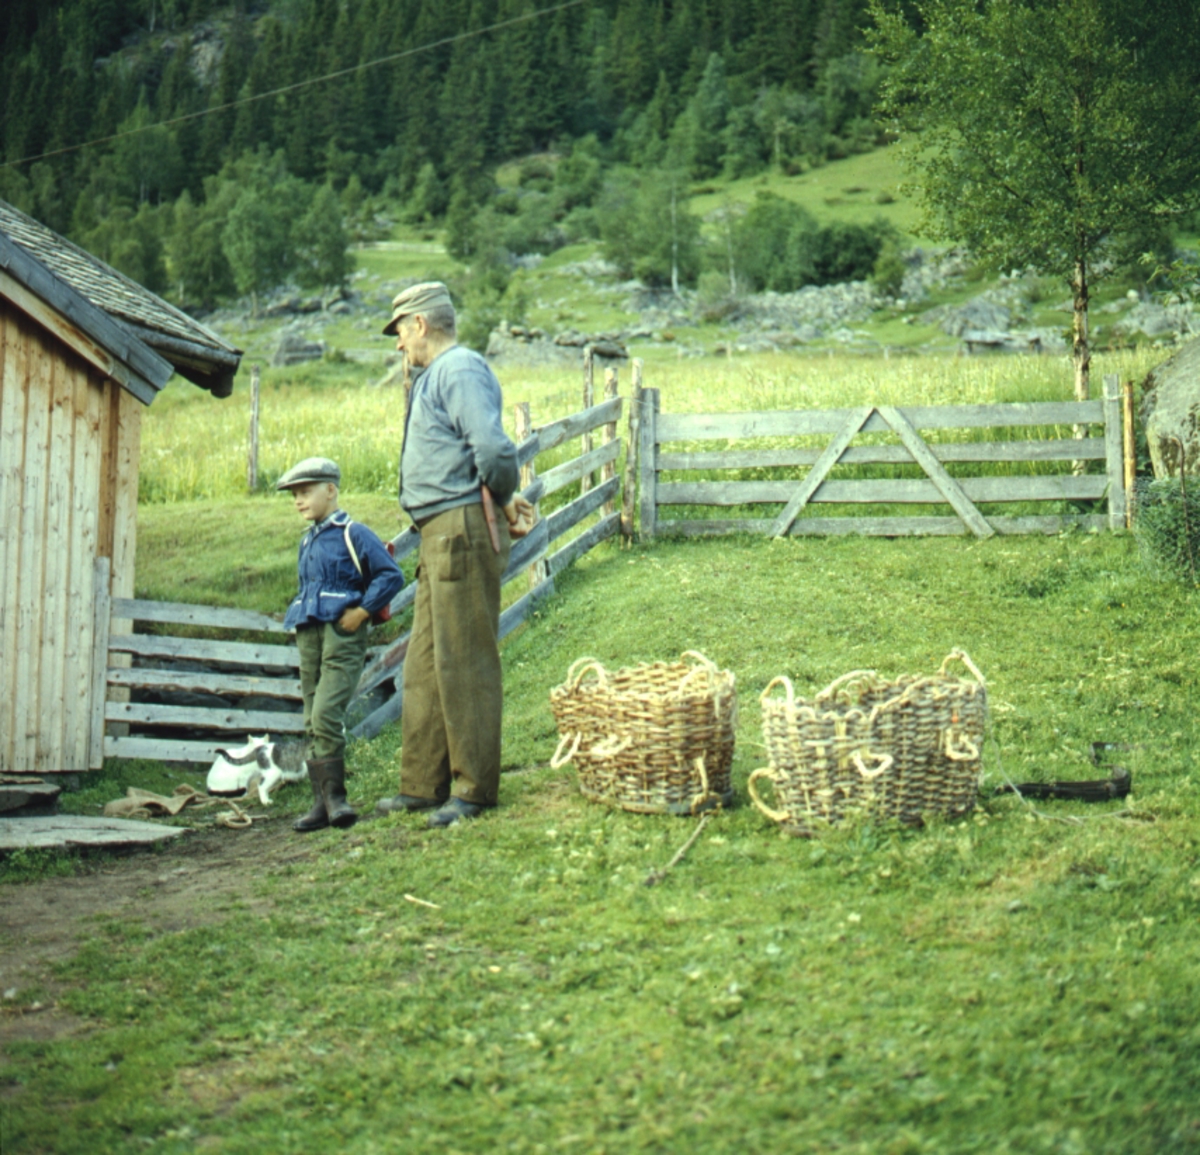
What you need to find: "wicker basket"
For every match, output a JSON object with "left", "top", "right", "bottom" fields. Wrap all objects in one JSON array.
[
  {"left": 549, "top": 651, "right": 737, "bottom": 815},
  {"left": 749, "top": 650, "right": 987, "bottom": 835}
]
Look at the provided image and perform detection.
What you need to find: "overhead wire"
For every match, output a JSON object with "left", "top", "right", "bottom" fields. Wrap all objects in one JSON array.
[{"left": 1, "top": 0, "right": 588, "bottom": 170}]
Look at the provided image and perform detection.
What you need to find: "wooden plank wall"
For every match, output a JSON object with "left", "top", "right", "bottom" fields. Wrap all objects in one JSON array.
[
  {"left": 643, "top": 397, "right": 1124, "bottom": 539},
  {"left": 0, "top": 301, "right": 140, "bottom": 773}
]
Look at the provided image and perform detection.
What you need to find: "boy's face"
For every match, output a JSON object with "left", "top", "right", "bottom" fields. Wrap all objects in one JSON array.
[{"left": 289, "top": 481, "right": 338, "bottom": 522}]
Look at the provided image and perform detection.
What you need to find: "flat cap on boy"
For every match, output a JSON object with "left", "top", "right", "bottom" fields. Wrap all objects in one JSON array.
[
  {"left": 381, "top": 281, "right": 454, "bottom": 336},
  {"left": 277, "top": 456, "right": 341, "bottom": 490}
]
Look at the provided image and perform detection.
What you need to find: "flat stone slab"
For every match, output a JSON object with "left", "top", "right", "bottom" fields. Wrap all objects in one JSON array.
[{"left": 0, "top": 815, "right": 187, "bottom": 852}]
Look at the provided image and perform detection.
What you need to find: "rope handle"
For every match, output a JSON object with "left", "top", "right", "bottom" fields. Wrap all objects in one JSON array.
[
  {"left": 748, "top": 767, "right": 789, "bottom": 823},
  {"left": 676, "top": 651, "right": 721, "bottom": 695},
  {"left": 550, "top": 731, "right": 582, "bottom": 769},
  {"left": 589, "top": 734, "right": 634, "bottom": 760},
  {"left": 851, "top": 750, "right": 894, "bottom": 781},
  {"left": 940, "top": 648, "right": 986, "bottom": 688},
  {"left": 816, "top": 669, "right": 880, "bottom": 704},
  {"left": 761, "top": 675, "right": 796, "bottom": 709},
  {"left": 688, "top": 755, "right": 716, "bottom": 815},
  {"left": 565, "top": 657, "right": 609, "bottom": 692},
  {"left": 944, "top": 729, "right": 979, "bottom": 762},
  {"left": 680, "top": 650, "right": 718, "bottom": 672}
]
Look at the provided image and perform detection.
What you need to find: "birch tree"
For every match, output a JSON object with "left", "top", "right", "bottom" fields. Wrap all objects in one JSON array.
[{"left": 869, "top": 0, "right": 1200, "bottom": 400}]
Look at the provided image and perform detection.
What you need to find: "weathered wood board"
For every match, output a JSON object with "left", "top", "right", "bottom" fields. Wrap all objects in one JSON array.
[
  {"left": 0, "top": 779, "right": 61, "bottom": 814},
  {"left": 0, "top": 814, "right": 187, "bottom": 851},
  {"left": 657, "top": 400, "right": 1106, "bottom": 442}
]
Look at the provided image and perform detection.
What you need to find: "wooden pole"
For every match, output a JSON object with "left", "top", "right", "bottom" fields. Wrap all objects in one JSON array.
[
  {"left": 581, "top": 346, "right": 594, "bottom": 496},
  {"left": 1102, "top": 374, "right": 1126, "bottom": 532},
  {"left": 602, "top": 366, "right": 618, "bottom": 517},
  {"left": 515, "top": 401, "right": 546, "bottom": 589},
  {"left": 622, "top": 359, "right": 643, "bottom": 544},
  {"left": 638, "top": 387, "right": 659, "bottom": 542},
  {"left": 1122, "top": 379, "right": 1136, "bottom": 529},
  {"left": 247, "top": 364, "right": 261, "bottom": 492}
]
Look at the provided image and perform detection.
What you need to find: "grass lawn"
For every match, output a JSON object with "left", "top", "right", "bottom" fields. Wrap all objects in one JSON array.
[
  {"left": 4, "top": 529, "right": 1200, "bottom": 1154},
  {"left": 5, "top": 343, "right": 1199, "bottom": 1153}
]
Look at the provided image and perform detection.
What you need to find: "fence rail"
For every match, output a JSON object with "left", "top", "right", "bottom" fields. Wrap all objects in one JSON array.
[
  {"left": 98, "top": 360, "right": 1134, "bottom": 766},
  {"left": 101, "top": 386, "right": 628, "bottom": 763},
  {"left": 639, "top": 376, "right": 1126, "bottom": 541}
]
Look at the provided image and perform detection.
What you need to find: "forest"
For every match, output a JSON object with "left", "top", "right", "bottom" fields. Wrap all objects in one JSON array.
[{"left": 0, "top": 0, "right": 888, "bottom": 309}]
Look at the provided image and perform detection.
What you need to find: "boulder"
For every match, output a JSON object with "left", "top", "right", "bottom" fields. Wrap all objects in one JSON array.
[
  {"left": 940, "top": 296, "right": 1012, "bottom": 338},
  {"left": 1141, "top": 337, "right": 1200, "bottom": 477},
  {"left": 272, "top": 332, "right": 327, "bottom": 367},
  {"left": 1114, "top": 300, "right": 1199, "bottom": 341}
]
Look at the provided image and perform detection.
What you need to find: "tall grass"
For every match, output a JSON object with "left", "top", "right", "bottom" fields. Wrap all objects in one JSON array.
[{"left": 141, "top": 348, "right": 1161, "bottom": 504}]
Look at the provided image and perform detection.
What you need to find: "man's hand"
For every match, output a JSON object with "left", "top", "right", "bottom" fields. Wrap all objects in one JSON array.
[
  {"left": 338, "top": 606, "right": 371, "bottom": 633},
  {"left": 504, "top": 496, "right": 536, "bottom": 539}
]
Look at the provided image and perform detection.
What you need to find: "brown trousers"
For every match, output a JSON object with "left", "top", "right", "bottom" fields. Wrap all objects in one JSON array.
[
  {"left": 401, "top": 502, "right": 511, "bottom": 806},
  {"left": 296, "top": 620, "right": 371, "bottom": 760}
]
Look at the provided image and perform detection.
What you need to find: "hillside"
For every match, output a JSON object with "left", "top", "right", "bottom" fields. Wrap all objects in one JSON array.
[{"left": 202, "top": 144, "right": 1176, "bottom": 389}]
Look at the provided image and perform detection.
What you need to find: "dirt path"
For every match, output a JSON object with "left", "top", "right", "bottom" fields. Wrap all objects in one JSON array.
[{"left": 0, "top": 817, "right": 313, "bottom": 1062}]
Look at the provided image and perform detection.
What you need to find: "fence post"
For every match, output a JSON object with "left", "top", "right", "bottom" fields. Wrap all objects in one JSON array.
[
  {"left": 581, "top": 345, "right": 595, "bottom": 496},
  {"left": 247, "top": 363, "right": 260, "bottom": 492},
  {"left": 602, "top": 365, "right": 618, "bottom": 517},
  {"left": 638, "top": 387, "right": 659, "bottom": 541},
  {"left": 1103, "top": 373, "right": 1126, "bottom": 532},
  {"left": 1122, "top": 379, "right": 1136, "bottom": 529},
  {"left": 622, "top": 359, "right": 643, "bottom": 543},
  {"left": 515, "top": 400, "right": 547, "bottom": 589}
]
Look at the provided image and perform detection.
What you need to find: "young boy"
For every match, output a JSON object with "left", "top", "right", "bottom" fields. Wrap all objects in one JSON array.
[{"left": 277, "top": 457, "right": 405, "bottom": 832}]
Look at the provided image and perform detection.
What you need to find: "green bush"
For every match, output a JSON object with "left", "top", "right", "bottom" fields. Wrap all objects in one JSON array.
[{"left": 1134, "top": 477, "right": 1200, "bottom": 583}]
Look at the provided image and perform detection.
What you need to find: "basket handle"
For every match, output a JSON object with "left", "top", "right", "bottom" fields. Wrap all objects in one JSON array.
[
  {"left": 565, "top": 657, "right": 609, "bottom": 691},
  {"left": 816, "top": 669, "right": 879, "bottom": 703},
  {"left": 851, "top": 750, "right": 894, "bottom": 781},
  {"left": 680, "top": 650, "right": 718, "bottom": 672},
  {"left": 688, "top": 755, "right": 718, "bottom": 814},
  {"left": 748, "top": 767, "right": 789, "bottom": 823},
  {"left": 944, "top": 729, "right": 979, "bottom": 762},
  {"left": 588, "top": 734, "right": 633, "bottom": 759},
  {"left": 940, "top": 648, "right": 986, "bottom": 688},
  {"left": 760, "top": 675, "right": 796, "bottom": 709},
  {"left": 677, "top": 651, "right": 720, "bottom": 695},
  {"left": 550, "top": 731, "right": 582, "bottom": 769}
]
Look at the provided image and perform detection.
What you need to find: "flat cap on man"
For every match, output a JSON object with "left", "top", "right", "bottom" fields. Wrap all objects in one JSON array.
[
  {"left": 277, "top": 456, "right": 341, "bottom": 490},
  {"left": 381, "top": 281, "right": 454, "bottom": 336}
]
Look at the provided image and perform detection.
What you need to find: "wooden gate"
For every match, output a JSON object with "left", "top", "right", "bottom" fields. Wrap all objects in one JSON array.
[{"left": 637, "top": 376, "right": 1126, "bottom": 539}]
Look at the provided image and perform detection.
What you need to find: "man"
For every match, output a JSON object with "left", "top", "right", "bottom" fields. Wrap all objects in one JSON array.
[{"left": 375, "top": 282, "right": 533, "bottom": 828}]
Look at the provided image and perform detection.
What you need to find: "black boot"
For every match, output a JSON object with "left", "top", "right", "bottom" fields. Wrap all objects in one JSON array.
[
  {"left": 293, "top": 760, "right": 329, "bottom": 833},
  {"left": 317, "top": 756, "right": 358, "bottom": 829}
]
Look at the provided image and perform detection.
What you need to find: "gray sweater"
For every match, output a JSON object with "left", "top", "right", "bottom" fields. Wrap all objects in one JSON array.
[{"left": 399, "top": 345, "right": 519, "bottom": 520}]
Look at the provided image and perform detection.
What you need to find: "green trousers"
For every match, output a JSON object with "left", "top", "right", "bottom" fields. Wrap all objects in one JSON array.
[
  {"left": 296, "top": 620, "right": 371, "bottom": 760},
  {"left": 401, "top": 501, "right": 511, "bottom": 807}
]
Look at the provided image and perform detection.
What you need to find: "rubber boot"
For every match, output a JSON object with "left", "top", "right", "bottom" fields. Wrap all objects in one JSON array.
[
  {"left": 293, "top": 760, "right": 329, "bottom": 833},
  {"left": 317, "top": 756, "right": 358, "bottom": 829}
]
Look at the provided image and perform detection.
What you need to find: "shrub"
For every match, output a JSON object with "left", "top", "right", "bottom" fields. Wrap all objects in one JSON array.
[
  {"left": 1134, "top": 477, "right": 1200, "bottom": 583},
  {"left": 871, "top": 237, "right": 907, "bottom": 297}
]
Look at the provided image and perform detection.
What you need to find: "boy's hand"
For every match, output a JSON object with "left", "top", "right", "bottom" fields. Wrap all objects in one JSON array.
[
  {"left": 338, "top": 606, "right": 371, "bottom": 633},
  {"left": 504, "top": 496, "right": 535, "bottom": 539}
]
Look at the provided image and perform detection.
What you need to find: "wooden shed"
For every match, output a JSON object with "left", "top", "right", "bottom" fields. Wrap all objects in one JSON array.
[{"left": 0, "top": 199, "right": 242, "bottom": 774}]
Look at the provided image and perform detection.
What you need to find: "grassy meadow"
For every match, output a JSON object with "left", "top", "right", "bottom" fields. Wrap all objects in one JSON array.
[{"left": 6, "top": 346, "right": 1200, "bottom": 1153}]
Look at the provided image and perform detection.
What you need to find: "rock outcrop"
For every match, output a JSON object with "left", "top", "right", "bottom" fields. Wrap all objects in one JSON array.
[{"left": 1140, "top": 337, "right": 1200, "bottom": 478}]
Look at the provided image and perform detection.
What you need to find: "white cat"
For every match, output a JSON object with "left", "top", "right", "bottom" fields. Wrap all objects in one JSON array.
[{"left": 206, "top": 736, "right": 308, "bottom": 806}]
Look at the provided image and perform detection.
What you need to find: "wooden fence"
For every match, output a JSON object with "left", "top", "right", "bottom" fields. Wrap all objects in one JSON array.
[
  {"left": 638, "top": 375, "right": 1127, "bottom": 540},
  {"left": 100, "top": 386, "right": 628, "bottom": 763}
]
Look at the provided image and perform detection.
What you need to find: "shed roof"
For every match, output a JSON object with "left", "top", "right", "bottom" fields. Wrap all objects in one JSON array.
[{"left": 0, "top": 199, "right": 242, "bottom": 398}]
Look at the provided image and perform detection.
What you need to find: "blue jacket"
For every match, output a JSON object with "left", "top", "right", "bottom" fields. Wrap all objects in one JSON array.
[
  {"left": 400, "top": 345, "right": 519, "bottom": 520},
  {"left": 284, "top": 511, "right": 405, "bottom": 632}
]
